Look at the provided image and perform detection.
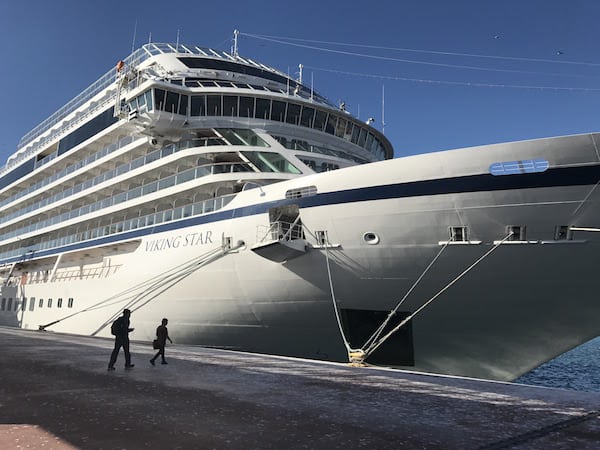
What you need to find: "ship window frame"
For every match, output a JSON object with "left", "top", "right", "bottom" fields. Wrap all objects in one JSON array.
[
  {"left": 206, "top": 95, "right": 222, "bottom": 116},
  {"left": 313, "top": 110, "right": 327, "bottom": 131},
  {"left": 222, "top": 95, "right": 239, "bottom": 117},
  {"left": 325, "top": 113, "right": 337, "bottom": 135},
  {"left": 21, "top": 297, "right": 26, "bottom": 311},
  {"left": 255, "top": 98, "right": 271, "bottom": 119},
  {"left": 271, "top": 100, "right": 286, "bottom": 122},
  {"left": 554, "top": 225, "right": 572, "bottom": 241},
  {"left": 1, "top": 298, "right": 5, "bottom": 311},
  {"left": 489, "top": 159, "right": 549, "bottom": 176},
  {"left": 29, "top": 297, "right": 35, "bottom": 311},
  {"left": 190, "top": 95, "right": 206, "bottom": 116},
  {"left": 57, "top": 298, "right": 63, "bottom": 308},
  {"left": 449, "top": 226, "right": 468, "bottom": 242},
  {"left": 48, "top": 298, "right": 52, "bottom": 308},
  {"left": 164, "top": 90, "right": 180, "bottom": 114},
  {"left": 507, "top": 225, "right": 526, "bottom": 241},
  {"left": 300, "top": 106, "right": 315, "bottom": 128},
  {"left": 286, "top": 103, "right": 301, "bottom": 125},
  {"left": 68, "top": 298, "right": 74, "bottom": 308},
  {"left": 154, "top": 88, "right": 167, "bottom": 111},
  {"left": 7, "top": 298, "right": 12, "bottom": 311},
  {"left": 39, "top": 298, "right": 44, "bottom": 308},
  {"left": 239, "top": 96, "right": 255, "bottom": 118}
]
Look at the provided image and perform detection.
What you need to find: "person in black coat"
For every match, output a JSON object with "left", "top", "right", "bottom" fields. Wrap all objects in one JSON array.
[
  {"left": 108, "top": 309, "right": 135, "bottom": 370},
  {"left": 150, "top": 318, "right": 173, "bottom": 365}
]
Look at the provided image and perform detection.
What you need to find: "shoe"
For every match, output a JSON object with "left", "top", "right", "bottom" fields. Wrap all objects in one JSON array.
[
  {"left": 149, "top": 359, "right": 155, "bottom": 366},
  {"left": 161, "top": 361, "right": 168, "bottom": 365},
  {"left": 107, "top": 366, "right": 115, "bottom": 371},
  {"left": 125, "top": 364, "right": 135, "bottom": 369}
]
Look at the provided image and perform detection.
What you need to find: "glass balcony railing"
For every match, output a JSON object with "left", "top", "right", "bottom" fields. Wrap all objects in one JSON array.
[
  {"left": 0, "top": 193, "right": 236, "bottom": 262},
  {"left": 0, "top": 159, "right": 252, "bottom": 244}
]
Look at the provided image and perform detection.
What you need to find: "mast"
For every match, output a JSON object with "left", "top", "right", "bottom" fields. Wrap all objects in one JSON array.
[
  {"left": 232, "top": 29, "right": 239, "bottom": 57},
  {"left": 382, "top": 85, "right": 386, "bottom": 135}
]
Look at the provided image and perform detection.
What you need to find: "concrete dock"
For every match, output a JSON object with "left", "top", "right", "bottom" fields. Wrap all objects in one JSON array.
[{"left": 1, "top": 327, "right": 599, "bottom": 449}]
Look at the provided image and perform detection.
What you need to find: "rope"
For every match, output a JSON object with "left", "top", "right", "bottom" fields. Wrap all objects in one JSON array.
[
  {"left": 39, "top": 240, "right": 242, "bottom": 332},
  {"left": 323, "top": 233, "right": 353, "bottom": 353},
  {"left": 361, "top": 241, "right": 449, "bottom": 352},
  {"left": 364, "top": 232, "right": 514, "bottom": 358}
]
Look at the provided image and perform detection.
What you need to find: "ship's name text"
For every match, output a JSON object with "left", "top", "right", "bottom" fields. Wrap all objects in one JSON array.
[{"left": 145, "top": 231, "right": 213, "bottom": 252}]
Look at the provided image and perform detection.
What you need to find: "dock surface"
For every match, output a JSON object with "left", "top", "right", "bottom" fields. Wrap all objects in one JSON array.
[{"left": 1, "top": 327, "right": 599, "bottom": 449}]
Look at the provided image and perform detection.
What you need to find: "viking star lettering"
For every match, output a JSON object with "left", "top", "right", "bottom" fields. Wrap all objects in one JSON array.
[{"left": 144, "top": 231, "right": 214, "bottom": 252}]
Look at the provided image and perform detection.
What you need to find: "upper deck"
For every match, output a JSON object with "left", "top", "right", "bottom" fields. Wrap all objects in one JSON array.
[{"left": 6, "top": 43, "right": 332, "bottom": 171}]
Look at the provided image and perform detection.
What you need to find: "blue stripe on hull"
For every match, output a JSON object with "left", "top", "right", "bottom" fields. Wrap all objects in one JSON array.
[{"left": 5, "top": 163, "right": 600, "bottom": 265}]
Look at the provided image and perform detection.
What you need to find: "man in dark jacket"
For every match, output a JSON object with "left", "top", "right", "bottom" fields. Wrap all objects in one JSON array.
[
  {"left": 108, "top": 309, "right": 135, "bottom": 370},
  {"left": 150, "top": 318, "right": 173, "bottom": 365}
]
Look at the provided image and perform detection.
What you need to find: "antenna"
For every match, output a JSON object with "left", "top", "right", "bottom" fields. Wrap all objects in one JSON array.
[
  {"left": 131, "top": 19, "right": 138, "bottom": 53},
  {"left": 176, "top": 29, "right": 180, "bottom": 51},
  {"left": 310, "top": 72, "right": 314, "bottom": 101},
  {"left": 148, "top": 32, "right": 152, "bottom": 44},
  {"left": 232, "top": 29, "right": 239, "bottom": 57},
  {"left": 298, "top": 64, "right": 303, "bottom": 84},
  {"left": 382, "top": 85, "right": 386, "bottom": 135}
]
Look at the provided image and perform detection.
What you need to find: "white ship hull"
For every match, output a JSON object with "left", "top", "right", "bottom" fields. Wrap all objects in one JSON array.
[{"left": 3, "top": 131, "right": 600, "bottom": 381}]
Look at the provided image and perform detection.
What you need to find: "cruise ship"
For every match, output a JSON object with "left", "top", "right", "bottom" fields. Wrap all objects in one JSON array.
[{"left": 1, "top": 39, "right": 599, "bottom": 382}]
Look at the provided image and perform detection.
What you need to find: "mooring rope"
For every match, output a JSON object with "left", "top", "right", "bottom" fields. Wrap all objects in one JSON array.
[{"left": 363, "top": 232, "right": 514, "bottom": 358}]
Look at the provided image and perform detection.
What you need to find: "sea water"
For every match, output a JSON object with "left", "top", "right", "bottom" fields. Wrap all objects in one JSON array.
[{"left": 516, "top": 337, "right": 600, "bottom": 392}]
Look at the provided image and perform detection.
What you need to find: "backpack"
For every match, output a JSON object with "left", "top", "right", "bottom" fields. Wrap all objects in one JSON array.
[{"left": 111, "top": 317, "right": 122, "bottom": 336}]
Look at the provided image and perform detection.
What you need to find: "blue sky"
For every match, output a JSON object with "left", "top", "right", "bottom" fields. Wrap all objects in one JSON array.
[{"left": 1, "top": 0, "right": 599, "bottom": 161}]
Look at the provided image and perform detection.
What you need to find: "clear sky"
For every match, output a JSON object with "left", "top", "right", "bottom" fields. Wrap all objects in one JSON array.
[{"left": 1, "top": 0, "right": 599, "bottom": 161}]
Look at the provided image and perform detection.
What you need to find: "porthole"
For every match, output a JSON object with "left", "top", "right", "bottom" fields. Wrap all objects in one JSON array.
[{"left": 363, "top": 232, "right": 380, "bottom": 245}]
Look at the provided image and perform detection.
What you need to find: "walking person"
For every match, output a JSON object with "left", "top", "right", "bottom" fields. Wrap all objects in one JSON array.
[
  {"left": 108, "top": 309, "right": 135, "bottom": 370},
  {"left": 150, "top": 318, "right": 173, "bottom": 365}
]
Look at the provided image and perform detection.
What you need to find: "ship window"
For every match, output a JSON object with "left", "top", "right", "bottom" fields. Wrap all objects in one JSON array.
[
  {"left": 1, "top": 298, "right": 5, "bottom": 310},
  {"left": 191, "top": 95, "right": 206, "bottom": 116},
  {"left": 239, "top": 96, "right": 255, "bottom": 117},
  {"left": 449, "top": 226, "right": 468, "bottom": 242},
  {"left": 206, "top": 95, "right": 222, "bottom": 116},
  {"left": 336, "top": 118, "right": 347, "bottom": 138},
  {"left": 351, "top": 125, "right": 360, "bottom": 144},
  {"left": 365, "top": 132, "right": 374, "bottom": 151},
  {"left": 357, "top": 128, "right": 367, "bottom": 147},
  {"left": 7, "top": 298, "right": 12, "bottom": 310},
  {"left": 29, "top": 297, "right": 35, "bottom": 311},
  {"left": 325, "top": 114, "right": 337, "bottom": 135},
  {"left": 57, "top": 298, "right": 63, "bottom": 308},
  {"left": 39, "top": 298, "right": 44, "bottom": 308},
  {"left": 286, "top": 103, "right": 301, "bottom": 125},
  {"left": 164, "top": 91, "right": 179, "bottom": 113},
  {"left": 255, "top": 98, "right": 271, "bottom": 119},
  {"left": 223, "top": 95, "right": 238, "bottom": 116},
  {"left": 48, "top": 298, "right": 52, "bottom": 308},
  {"left": 68, "top": 298, "right": 74, "bottom": 308},
  {"left": 507, "top": 225, "right": 526, "bottom": 241},
  {"left": 554, "top": 225, "right": 572, "bottom": 240},
  {"left": 285, "top": 186, "right": 317, "bottom": 199},
  {"left": 21, "top": 297, "right": 26, "bottom": 311},
  {"left": 300, "top": 106, "right": 314, "bottom": 127},
  {"left": 179, "top": 94, "right": 188, "bottom": 115},
  {"left": 490, "top": 159, "right": 549, "bottom": 176},
  {"left": 271, "top": 100, "right": 286, "bottom": 122},
  {"left": 154, "top": 89, "right": 167, "bottom": 111},
  {"left": 314, "top": 110, "right": 327, "bottom": 131},
  {"left": 242, "top": 151, "right": 301, "bottom": 174},
  {"left": 145, "top": 90, "right": 153, "bottom": 111}
]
